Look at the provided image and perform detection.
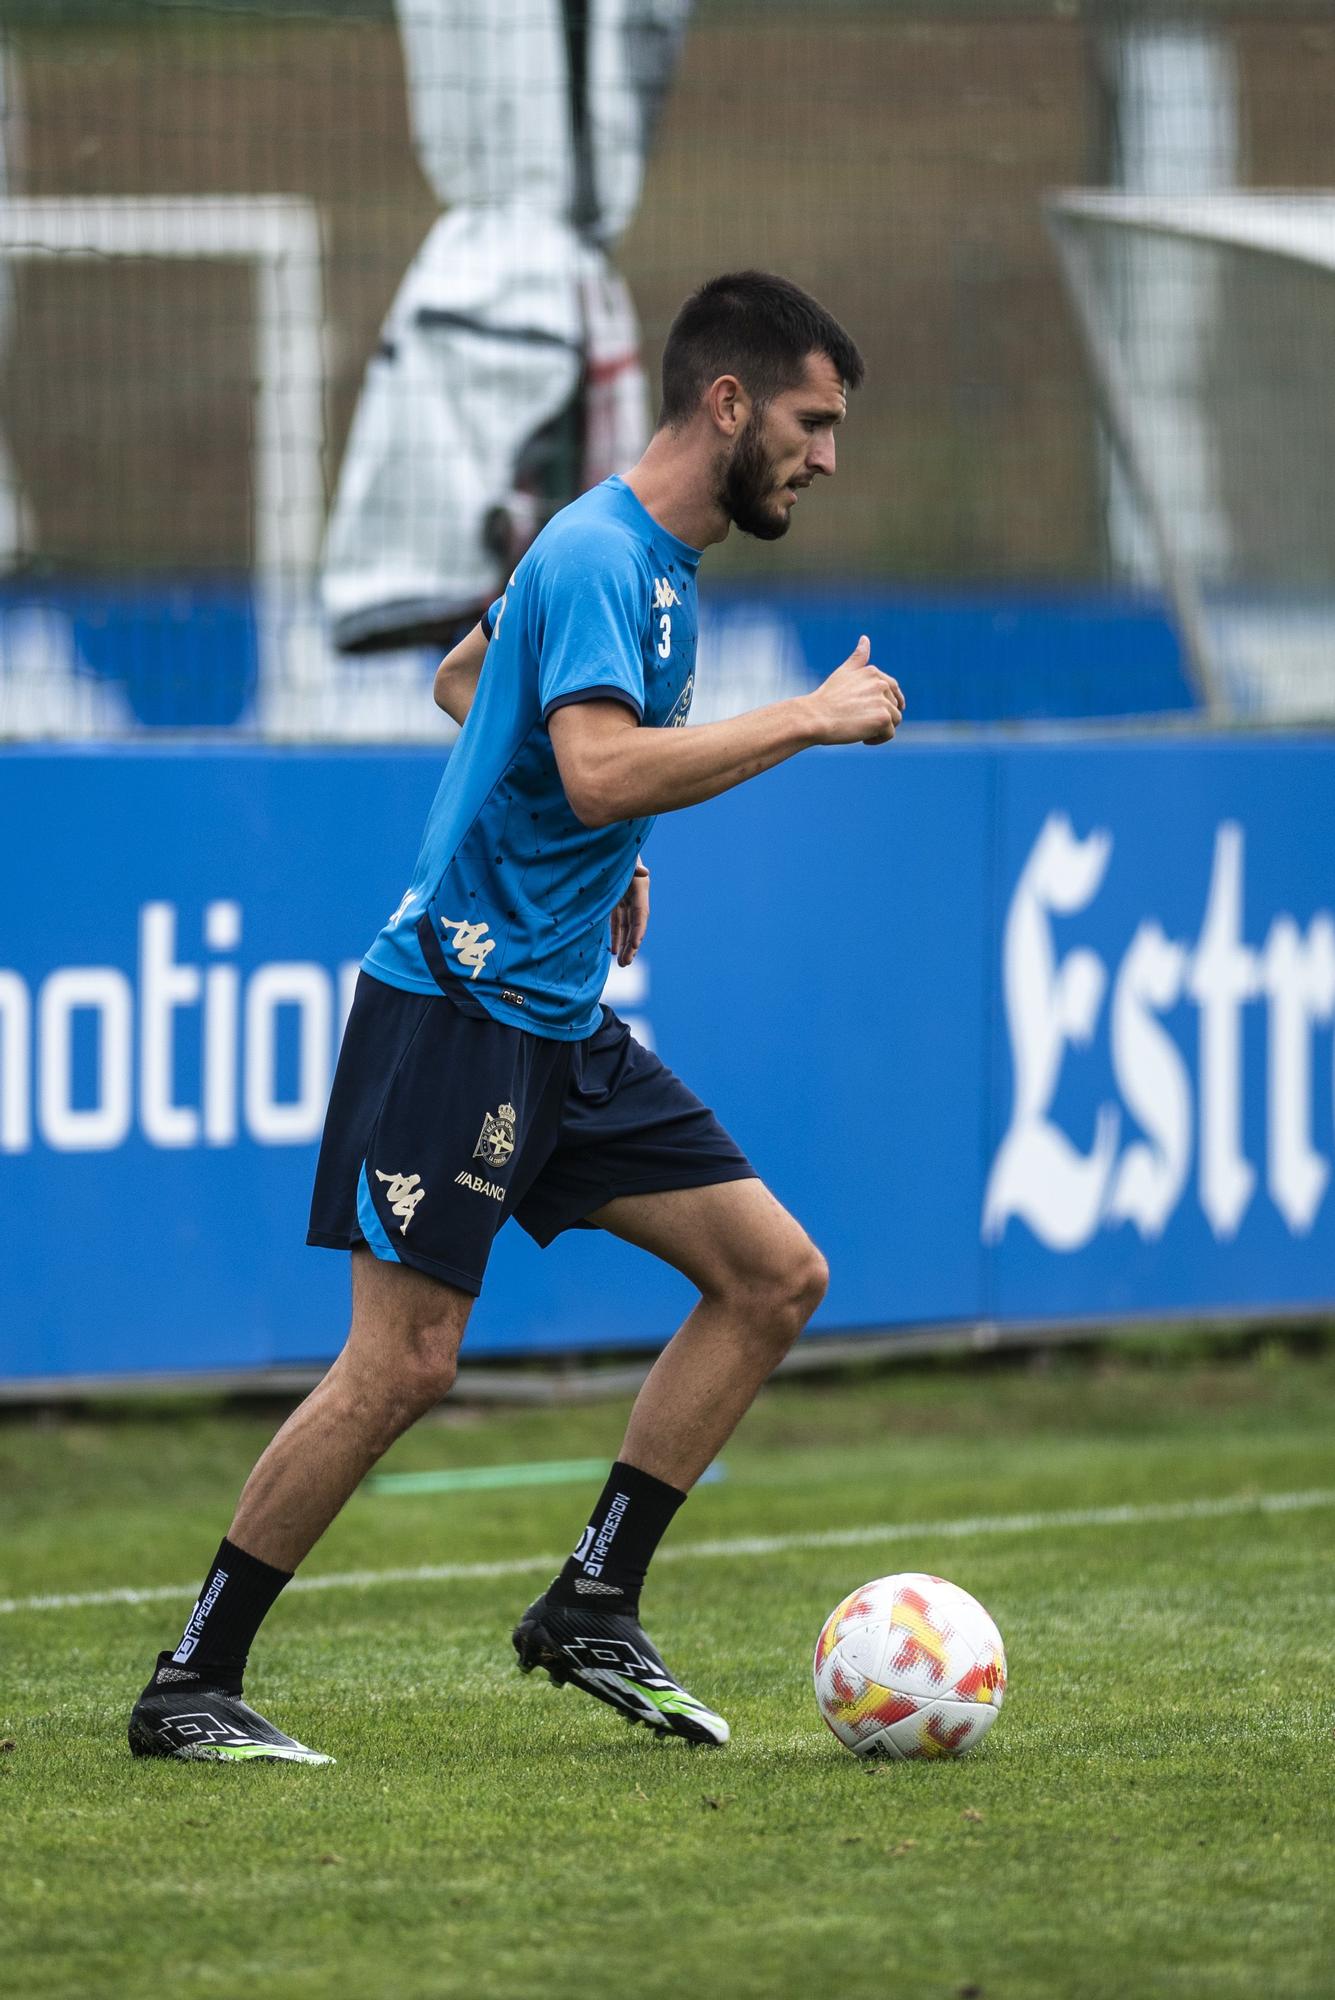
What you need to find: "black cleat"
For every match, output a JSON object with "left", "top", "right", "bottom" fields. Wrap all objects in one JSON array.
[
  {"left": 512, "top": 1594, "right": 729, "bottom": 1746},
  {"left": 129, "top": 1672, "right": 333, "bottom": 1765}
]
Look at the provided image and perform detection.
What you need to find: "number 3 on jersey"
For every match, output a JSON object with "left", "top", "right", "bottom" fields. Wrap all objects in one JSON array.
[{"left": 658, "top": 612, "right": 672, "bottom": 659}]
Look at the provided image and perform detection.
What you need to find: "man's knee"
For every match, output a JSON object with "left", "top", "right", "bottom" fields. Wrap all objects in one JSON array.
[
  {"left": 391, "top": 1336, "right": 459, "bottom": 1416},
  {"left": 709, "top": 1230, "right": 829, "bottom": 1348},
  {"left": 772, "top": 1238, "right": 829, "bottom": 1331},
  {"left": 337, "top": 1333, "right": 457, "bottom": 1447},
  {"left": 396, "top": 1334, "right": 460, "bottom": 1413},
  {"left": 792, "top": 1241, "right": 831, "bottom": 1319}
]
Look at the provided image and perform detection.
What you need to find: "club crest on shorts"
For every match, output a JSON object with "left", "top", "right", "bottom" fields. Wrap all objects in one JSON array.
[{"left": 474, "top": 1101, "right": 516, "bottom": 1170}]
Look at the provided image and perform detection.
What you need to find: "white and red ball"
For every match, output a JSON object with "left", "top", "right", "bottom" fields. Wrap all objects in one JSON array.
[{"left": 813, "top": 1573, "right": 1007, "bottom": 1761}]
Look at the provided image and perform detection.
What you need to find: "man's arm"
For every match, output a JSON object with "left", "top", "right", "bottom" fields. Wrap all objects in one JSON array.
[
  {"left": 433, "top": 622, "right": 490, "bottom": 725},
  {"left": 549, "top": 636, "right": 904, "bottom": 829}
]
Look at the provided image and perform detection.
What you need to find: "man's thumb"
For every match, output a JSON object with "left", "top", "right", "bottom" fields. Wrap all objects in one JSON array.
[{"left": 850, "top": 633, "right": 871, "bottom": 665}]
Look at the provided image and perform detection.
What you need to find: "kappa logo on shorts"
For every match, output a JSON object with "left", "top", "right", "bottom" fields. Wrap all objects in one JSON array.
[
  {"left": 375, "top": 1169, "right": 425, "bottom": 1235},
  {"left": 474, "top": 1101, "right": 517, "bottom": 1170}
]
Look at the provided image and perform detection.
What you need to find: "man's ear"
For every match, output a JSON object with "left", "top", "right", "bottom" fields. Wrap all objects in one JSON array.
[{"left": 704, "top": 373, "right": 750, "bottom": 438}]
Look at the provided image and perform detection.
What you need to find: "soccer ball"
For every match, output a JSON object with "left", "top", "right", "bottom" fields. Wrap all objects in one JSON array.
[{"left": 813, "top": 1572, "right": 1007, "bottom": 1761}]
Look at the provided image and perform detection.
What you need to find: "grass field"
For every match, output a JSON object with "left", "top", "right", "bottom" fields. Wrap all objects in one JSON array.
[{"left": 3, "top": 1341, "right": 1334, "bottom": 2000}]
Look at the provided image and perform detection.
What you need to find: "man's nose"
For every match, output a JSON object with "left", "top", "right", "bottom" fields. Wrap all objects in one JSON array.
[{"left": 808, "top": 433, "right": 836, "bottom": 477}]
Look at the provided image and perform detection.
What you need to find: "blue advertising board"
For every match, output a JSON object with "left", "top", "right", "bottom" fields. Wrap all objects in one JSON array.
[
  {"left": 2, "top": 732, "right": 1332, "bottom": 1384},
  {"left": 0, "top": 580, "right": 1193, "bottom": 732}
]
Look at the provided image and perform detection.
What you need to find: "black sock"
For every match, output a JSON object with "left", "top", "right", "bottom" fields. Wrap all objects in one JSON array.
[
  {"left": 547, "top": 1461, "right": 686, "bottom": 1614},
  {"left": 149, "top": 1537, "right": 292, "bottom": 1696}
]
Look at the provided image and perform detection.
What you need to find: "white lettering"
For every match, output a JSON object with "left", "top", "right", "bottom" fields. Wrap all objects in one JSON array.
[
  {"left": 1260, "top": 913, "right": 1335, "bottom": 1233},
  {"left": 982, "top": 814, "right": 1119, "bottom": 1250},
  {"left": 1106, "top": 922, "right": 1191, "bottom": 1239},
  {"left": 243, "top": 962, "right": 331, "bottom": 1144},
  {"left": 139, "top": 902, "right": 201, "bottom": 1148},
  {"left": 987, "top": 814, "right": 1335, "bottom": 1251},
  {"left": 203, "top": 900, "right": 241, "bottom": 1147},
  {"left": 0, "top": 969, "right": 31, "bottom": 1153},
  {"left": 1188, "top": 826, "right": 1260, "bottom": 1239},
  {"left": 38, "top": 967, "right": 132, "bottom": 1152},
  {"left": 586, "top": 1490, "right": 630, "bottom": 1570},
  {"left": 172, "top": 1566, "right": 229, "bottom": 1663},
  {"left": 0, "top": 908, "right": 363, "bottom": 1156}
]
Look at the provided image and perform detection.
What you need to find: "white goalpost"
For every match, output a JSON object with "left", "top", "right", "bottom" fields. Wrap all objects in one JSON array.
[
  {"left": 0, "top": 194, "right": 328, "bottom": 737},
  {"left": 1047, "top": 189, "right": 1335, "bottom": 722},
  {"left": 0, "top": 194, "right": 326, "bottom": 577}
]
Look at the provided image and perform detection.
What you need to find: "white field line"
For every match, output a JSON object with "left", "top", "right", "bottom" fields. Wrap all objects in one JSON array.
[{"left": 3, "top": 1487, "right": 1332, "bottom": 1620}]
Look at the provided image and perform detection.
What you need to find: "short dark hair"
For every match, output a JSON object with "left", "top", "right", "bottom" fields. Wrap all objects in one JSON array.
[{"left": 658, "top": 270, "right": 864, "bottom": 428}]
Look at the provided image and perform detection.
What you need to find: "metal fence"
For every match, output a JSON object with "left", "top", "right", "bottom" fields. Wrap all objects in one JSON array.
[{"left": 1, "top": 2, "right": 1334, "bottom": 732}]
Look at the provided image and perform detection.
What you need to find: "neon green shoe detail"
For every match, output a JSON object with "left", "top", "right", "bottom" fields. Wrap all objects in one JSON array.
[{"left": 128, "top": 1682, "right": 335, "bottom": 1765}]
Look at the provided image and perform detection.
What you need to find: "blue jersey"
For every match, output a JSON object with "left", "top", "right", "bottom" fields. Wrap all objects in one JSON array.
[{"left": 364, "top": 476, "right": 700, "bottom": 1038}]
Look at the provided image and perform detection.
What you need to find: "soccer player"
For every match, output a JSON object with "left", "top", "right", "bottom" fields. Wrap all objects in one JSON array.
[{"left": 129, "top": 271, "right": 904, "bottom": 1764}]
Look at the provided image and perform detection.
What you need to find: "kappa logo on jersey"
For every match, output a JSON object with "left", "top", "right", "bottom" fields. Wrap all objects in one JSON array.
[
  {"left": 386, "top": 888, "right": 415, "bottom": 930},
  {"left": 474, "top": 1101, "right": 516, "bottom": 1170},
  {"left": 652, "top": 577, "right": 679, "bottom": 611},
  {"left": 439, "top": 914, "right": 495, "bottom": 980},
  {"left": 376, "top": 1169, "right": 425, "bottom": 1235}
]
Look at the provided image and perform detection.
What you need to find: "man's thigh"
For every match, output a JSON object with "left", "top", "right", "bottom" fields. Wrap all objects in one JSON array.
[
  {"left": 513, "top": 1007, "right": 756, "bottom": 1250},
  {"left": 349, "top": 1244, "right": 474, "bottom": 1343},
  {"left": 308, "top": 972, "right": 568, "bottom": 1297},
  {"left": 586, "top": 1177, "right": 820, "bottom": 1294}
]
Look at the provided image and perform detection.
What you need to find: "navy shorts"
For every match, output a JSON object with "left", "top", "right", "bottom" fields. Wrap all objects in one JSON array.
[{"left": 308, "top": 972, "right": 756, "bottom": 1295}]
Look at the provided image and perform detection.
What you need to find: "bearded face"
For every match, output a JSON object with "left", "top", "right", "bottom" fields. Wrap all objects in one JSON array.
[
  {"left": 717, "top": 412, "right": 794, "bottom": 542},
  {"left": 709, "top": 351, "right": 844, "bottom": 541}
]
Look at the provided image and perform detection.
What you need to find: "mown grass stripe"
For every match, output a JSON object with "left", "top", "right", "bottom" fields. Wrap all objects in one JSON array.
[{"left": 3, "top": 1486, "right": 1331, "bottom": 1620}]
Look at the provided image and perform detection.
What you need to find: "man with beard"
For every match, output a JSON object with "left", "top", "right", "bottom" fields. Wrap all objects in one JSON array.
[{"left": 128, "top": 271, "right": 905, "bottom": 1765}]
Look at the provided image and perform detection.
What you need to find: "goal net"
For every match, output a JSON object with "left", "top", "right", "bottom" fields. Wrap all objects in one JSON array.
[{"left": 1048, "top": 190, "right": 1335, "bottom": 721}]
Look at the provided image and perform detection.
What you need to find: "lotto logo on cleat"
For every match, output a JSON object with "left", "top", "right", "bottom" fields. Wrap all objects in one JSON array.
[
  {"left": 160, "top": 1711, "right": 238, "bottom": 1747},
  {"left": 561, "top": 1635, "right": 654, "bottom": 1675},
  {"left": 511, "top": 1598, "right": 731, "bottom": 1745},
  {"left": 129, "top": 1685, "right": 335, "bottom": 1764}
]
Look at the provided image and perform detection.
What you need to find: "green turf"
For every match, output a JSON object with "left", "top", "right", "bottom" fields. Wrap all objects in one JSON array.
[{"left": 3, "top": 1345, "right": 1334, "bottom": 1999}]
